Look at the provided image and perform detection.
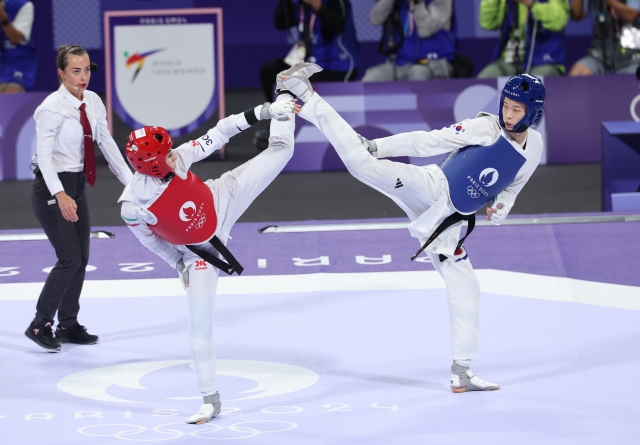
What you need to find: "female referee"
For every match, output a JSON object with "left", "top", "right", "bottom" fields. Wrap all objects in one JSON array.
[{"left": 25, "top": 45, "right": 133, "bottom": 352}]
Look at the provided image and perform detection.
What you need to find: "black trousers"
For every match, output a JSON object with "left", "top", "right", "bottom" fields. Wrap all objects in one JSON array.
[
  {"left": 259, "top": 57, "right": 358, "bottom": 102},
  {"left": 31, "top": 172, "right": 91, "bottom": 328}
]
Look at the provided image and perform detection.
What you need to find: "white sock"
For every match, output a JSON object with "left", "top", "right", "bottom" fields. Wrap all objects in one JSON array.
[{"left": 454, "top": 359, "right": 471, "bottom": 368}]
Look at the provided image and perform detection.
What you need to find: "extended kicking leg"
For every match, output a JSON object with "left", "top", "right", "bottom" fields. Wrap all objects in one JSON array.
[
  {"left": 286, "top": 75, "right": 443, "bottom": 220},
  {"left": 214, "top": 95, "right": 296, "bottom": 233}
]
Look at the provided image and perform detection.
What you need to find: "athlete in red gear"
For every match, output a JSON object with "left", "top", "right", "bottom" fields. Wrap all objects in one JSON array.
[{"left": 119, "top": 94, "right": 298, "bottom": 424}]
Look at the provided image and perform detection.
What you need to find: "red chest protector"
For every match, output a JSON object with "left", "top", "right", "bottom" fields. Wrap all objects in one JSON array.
[{"left": 147, "top": 171, "right": 217, "bottom": 245}]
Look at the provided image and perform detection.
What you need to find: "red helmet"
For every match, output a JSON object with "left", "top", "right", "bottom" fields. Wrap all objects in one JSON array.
[{"left": 125, "top": 126, "right": 174, "bottom": 178}]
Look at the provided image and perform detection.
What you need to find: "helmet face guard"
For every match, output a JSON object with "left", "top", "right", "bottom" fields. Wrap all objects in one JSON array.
[
  {"left": 125, "top": 126, "right": 174, "bottom": 178},
  {"left": 499, "top": 74, "right": 546, "bottom": 133}
]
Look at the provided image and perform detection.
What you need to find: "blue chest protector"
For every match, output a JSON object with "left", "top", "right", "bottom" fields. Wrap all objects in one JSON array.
[
  {"left": 438, "top": 136, "right": 526, "bottom": 214},
  {"left": 0, "top": 0, "right": 37, "bottom": 90}
]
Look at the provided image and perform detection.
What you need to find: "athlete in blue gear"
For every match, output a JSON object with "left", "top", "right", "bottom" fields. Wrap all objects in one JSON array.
[{"left": 282, "top": 64, "right": 546, "bottom": 392}]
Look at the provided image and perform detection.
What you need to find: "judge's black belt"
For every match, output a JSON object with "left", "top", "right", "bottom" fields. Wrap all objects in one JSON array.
[
  {"left": 186, "top": 235, "right": 244, "bottom": 276},
  {"left": 410, "top": 212, "right": 476, "bottom": 263}
]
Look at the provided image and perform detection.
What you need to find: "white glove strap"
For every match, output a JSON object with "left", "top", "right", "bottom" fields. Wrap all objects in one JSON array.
[
  {"left": 259, "top": 102, "right": 271, "bottom": 120},
  {"left": 358, "top": 134, "right": 378, "bottom": 157}
]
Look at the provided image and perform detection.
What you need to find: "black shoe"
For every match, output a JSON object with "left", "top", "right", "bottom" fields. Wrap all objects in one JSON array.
[
  {"left": 55, "top": 323, "right": 99, "bottom": 345},
  {"left": 25, "top": 321, "right": 61, "bottom": 352}
]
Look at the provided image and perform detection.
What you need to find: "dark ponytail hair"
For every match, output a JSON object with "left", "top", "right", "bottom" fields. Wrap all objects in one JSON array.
[{"left": 56, "top": 45, "right": 87, "bottom": 84}]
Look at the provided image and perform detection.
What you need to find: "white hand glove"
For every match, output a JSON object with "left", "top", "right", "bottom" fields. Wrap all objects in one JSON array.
[
  {"left": 176, "top": 258, "right": 189, "bottom": 289},
  {"left": 488, "top": 202, "right": 507, "bottom": 225},
  {"left": 260, "top": 98, "right": 295, "bottom": 121}
]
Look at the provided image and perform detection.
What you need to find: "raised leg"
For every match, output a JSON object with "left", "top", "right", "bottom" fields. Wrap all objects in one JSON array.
[
  {"left": 298, "top": 93, "right": 443, "bottom": 220},
  {"left": 214, "top": 96, "right": 295, "bottom": 233}
]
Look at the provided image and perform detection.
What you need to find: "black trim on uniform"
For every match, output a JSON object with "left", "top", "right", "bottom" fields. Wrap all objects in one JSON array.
[
  {"left": 244, "top": 108, "right": 259, "bottom": 126},
  {"left": 411, "top": 213, "right": 476, "bottom": 262},
  {"left": 186, "top": 235, "right": 244, "bottom": 276},
  {"left": 275, "top": 89, "right": 297, "bottom": 99}
]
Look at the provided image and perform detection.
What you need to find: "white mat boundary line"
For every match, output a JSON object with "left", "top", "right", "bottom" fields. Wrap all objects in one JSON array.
[{"left": 1, "top": 270, "right": 639, "bottom": 311}]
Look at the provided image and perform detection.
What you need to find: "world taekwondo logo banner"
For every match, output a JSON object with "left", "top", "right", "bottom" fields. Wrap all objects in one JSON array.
[{"left": 104, "top": 9, "right": 224, "bottom": 140}]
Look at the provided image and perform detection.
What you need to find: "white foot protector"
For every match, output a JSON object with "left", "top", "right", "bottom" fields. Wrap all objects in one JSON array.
[
  {"left": 186, "top": 393, "right": 221, "bottom": 424},
  {"left": 276, "top": 61, "right": 322, "bottom": 91},
  {"left": 281, "top": 71, "right": 316, "bottom": 102},
  {"left": 450, "top": 365, "right": 499, "bottom": 393}
]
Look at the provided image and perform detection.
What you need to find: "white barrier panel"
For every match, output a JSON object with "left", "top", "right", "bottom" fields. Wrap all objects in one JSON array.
[{"left": 104, "top": 8, "right": 225, "bottom": 139}]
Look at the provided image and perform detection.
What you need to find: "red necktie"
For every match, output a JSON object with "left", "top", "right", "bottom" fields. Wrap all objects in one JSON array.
[{"left": 79, "top": 103, "right": 96, "bottom": 186}]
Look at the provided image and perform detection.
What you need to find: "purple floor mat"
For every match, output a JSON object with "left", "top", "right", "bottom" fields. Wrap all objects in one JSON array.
[
  {"left": 1, "top": 215, "right": 639, "bottom": 444},
  {"left": 1, "top": 215, "right": 639, "bottom": 286}
]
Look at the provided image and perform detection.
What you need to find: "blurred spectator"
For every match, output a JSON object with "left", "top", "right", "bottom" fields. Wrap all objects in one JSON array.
[
  {"left": 363, "top": 0, "right": 456, "bottom": 82},
  {"left": 255, "top": 0, "right": 359, "bottom": 150},
  {"left": 0, "top": 0, "right": 35, "bottom": 93},
  {"left": 478, "top": 0, "right": 569, "bottom": 78},
  {"left": 569, "top": 0, "right": 640, "bottom": 75},
  {"left": 259, "top": 0, "right": 359, "bottom": 102}
]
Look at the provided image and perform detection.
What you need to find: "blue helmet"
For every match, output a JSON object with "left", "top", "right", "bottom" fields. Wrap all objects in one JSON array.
[{"left": 499, "top": 74, "right": 546, "bottom": 133}]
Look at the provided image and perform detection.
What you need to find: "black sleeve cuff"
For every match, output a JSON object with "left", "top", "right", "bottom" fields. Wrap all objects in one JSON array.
[{"left": 244, "top": 108, "right": 259, "bottom": 126}]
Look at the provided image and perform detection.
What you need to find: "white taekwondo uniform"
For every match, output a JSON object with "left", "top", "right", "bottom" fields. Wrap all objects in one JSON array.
[
  {"left": 118, "top": 98, "right": 295, "bottom": 396},
  {"left": 298, "top": 92, "right": 542, "bottom": 359}
]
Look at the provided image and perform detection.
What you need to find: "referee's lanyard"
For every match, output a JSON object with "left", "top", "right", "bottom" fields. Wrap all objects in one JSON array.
[
  {"left": 404, "top": 3, "right": 414, "bottom": 36},
  {"left": 299, "top": 5, "right": 316, "bottom": 42},
  {"left": 514, "top": 6, "right": 530, "bottom": 42}
]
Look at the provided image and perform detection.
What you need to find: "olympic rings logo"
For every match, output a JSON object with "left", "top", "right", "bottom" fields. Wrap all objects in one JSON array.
[
  {"left": 195, "top": 213, "right": 207, "bottom": 229},
  {"left": 466, "top": 186, "right": 480, "bottom": 199},
  {"left": 77, "top": 420, "right": 297, "bottom": 441}
]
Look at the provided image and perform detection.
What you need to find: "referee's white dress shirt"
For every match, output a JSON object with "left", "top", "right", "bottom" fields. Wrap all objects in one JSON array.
[{"left": 34, "top": 83, "right": 133, "bottom": 196}]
